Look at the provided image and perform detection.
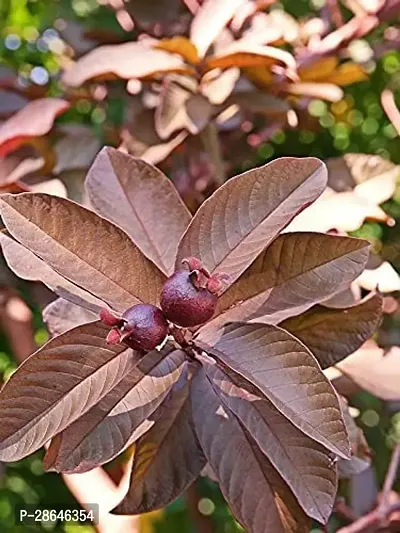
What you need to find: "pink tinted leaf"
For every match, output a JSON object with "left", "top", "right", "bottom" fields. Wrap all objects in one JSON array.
[
  {"left": 204, "top": 358, "right": 338, "bottom": 523},
  {"left": 198, "top": 232, "right": 369, "bottom": 332},
  {"left": 46, "top": 348, "right": 186, "bottom": 473},
  {"left": 0, "top": 193, "right": 166, "bottom": 312},
  {"left": 43, "top": 298, "right": 98, "bottom": 336},
  {"left": 281, "top": 82, "right": 344, "bottom": 102},
  {"left": 113, "top": 370, "right": 206, "bottom": 514},
  {"left": 176, "top": 158, "right": 327, "bottom": 283},
  {"left": 0, "top": 98, "right": 70, "bottom": 157},
  {"left": 62, "top": 43, "right": 189, "bottom": 87},
  {"left": 0, "top": 322, "right": 140, "bottom": 461},
  {"left": 190, "top": 370, "right": 311, "bottom": 533},
  {"left": 280, "top": 293, "right": 383, "bottom": 369},
  {"left": 190, "top": 0, "right": 247, "bottom": 59},
  {"left": 0, "top": 234, "right": 104, "bottom": 313},
  {"left": 86, "top": 147, "right": 191, "bottom": 276},
  {"left": 338, "top": 341, "right": 400, "bottom": 400},
  {"left": 198, "top": 322, "right": 350, "bottom": 458}
]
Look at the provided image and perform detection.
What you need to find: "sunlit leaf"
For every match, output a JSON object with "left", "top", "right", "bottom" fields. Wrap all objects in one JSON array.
[
  {"left": 338, "top": 341, "right": 400, "bottom": 400},
  {"left": 154, "top": 37, "right": 199, "bottom": 64},
  {"left": 203, "top": 358, "right": 338, "bottom": 523},
  {"left": 0, "top": 322, "right": 140, "bottom": 461},
  {"left": 190, "top": 0, "right": 247, "bottom": 59},
  {"left": 198, "top": 322, "right": 350, "bottom": 458},
  {"left": 0, "top": 98, "right": 70, "bottom": 157},
  {"left": 62, "top": 43, "right": 190, "bottom": 87},
  {"left": 46, "top": 349, "right": 186, "bottom": 473},
  {"left": 198, "top": 232, "right": 369, "bottom": 331},
  {"left": 176, "top": 158, "right": 327, "bottom": 282},
  {"left": 0, "top": 193, "right": 166, "bottom": 312}
]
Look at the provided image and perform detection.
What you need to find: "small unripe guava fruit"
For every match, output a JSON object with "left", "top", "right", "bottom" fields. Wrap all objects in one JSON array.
[{"left": 160, "top": 270, "right": 218, "bottom": 327}]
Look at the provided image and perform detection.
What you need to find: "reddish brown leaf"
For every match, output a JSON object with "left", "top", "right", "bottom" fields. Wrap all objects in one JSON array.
[
  {"left": 0, "top": 234, "right": 104, "bottom": 313},
  {"left": 190, "top": 0, "right": 247, "bottom": 59},
  {"left": 0, "top": 193, "right": 166, "bottom": 312},
  {"left": 43, "top": 298, "right": 97, "bottom": 336},
  {"left": 198, "top": 322, "right": 350, "bottom": 458},
  {"left": 86, "top": 147, "right": 191, "bottom": 276},
  {"left": 185, "top": 93, "right": 213, "bottom": 134},
  {"left": 191, "top": 370, "right": 310, "bottom": 533},
  {"left": 0, "top": 89, "right": 28, "bottom": 118},
  {"left": 206, "top": 41, "right": 296, "bottom": 70},
  {"left": 46, "top": 349, "right": 186, "bottom": 473},
  {"left": 203, "top": 358, "right": 338, "bottom": 523},
  {"left": 280, "top": 83, "right": 344, "bottom": 102},
  {"left": 176, "top": 158, "right": 327, "bottom": 282},
  {"left": 0, "top": 322, "right": 140, "bottom": 461},
  {"left": 113, "top": 370, "right": 206, "bottom": 514},
  {"left": 62, "top": 43, "right": 189, "bottom": 87},
  {"left": 229, "top": 91, "right": 290, "bottom": 114},
  {"left": 0, "top": 98, "right": 70, "bottom": 157},
  {"left": 337, "top": 341, "right": 400, "bottom": 400},
  {"left": 280, "top": 294, "right": 383, "bottom": 369},
  {"left": 199, "top": 232, "right": 369, "bottom": 331}
]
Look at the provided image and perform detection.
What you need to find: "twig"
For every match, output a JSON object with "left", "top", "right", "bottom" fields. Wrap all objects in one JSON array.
[
  {"left": 200, "top": 122, "right": 226, "bottom": 186},
  {"left": 337, "top": 444, "right": 400, "bottom": 533},
  {"left": 381, "top": 89, "right": 400, "bottom": 136},
  {"left": 380, "top": 443, "right": 400, "bottom": 509},
  {"left": 326, "top": 0, "right": 345, "bottom": 27}
]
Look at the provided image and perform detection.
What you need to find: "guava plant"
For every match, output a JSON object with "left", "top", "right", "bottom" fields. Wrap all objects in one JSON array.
[{"left": 0, "top": 147, "right": 382, "bottom": 532}]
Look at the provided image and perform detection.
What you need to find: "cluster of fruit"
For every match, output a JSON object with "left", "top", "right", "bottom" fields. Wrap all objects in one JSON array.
[{"left": 100, "top": 257, "right": 230, "bottom": 351}]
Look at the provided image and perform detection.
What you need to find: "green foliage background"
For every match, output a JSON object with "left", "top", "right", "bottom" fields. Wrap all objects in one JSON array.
[{"left": 0, "top": 0, "right": 399, "bottom": 532}]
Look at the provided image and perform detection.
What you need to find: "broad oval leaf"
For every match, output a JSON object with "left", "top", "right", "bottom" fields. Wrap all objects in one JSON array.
[
  {"left": 62, "top": 43, "right": 189, "bottom": 87},
  {"left": 198, "top": 232, "right": 369, "bottom": 332},
  {"left": 0, "top": 98, "right": 70, "bottom": 157},
  {"left": 46, "top": 348, "right": 186, "bottom": 473},
  {"left": 0, "top": 322, "right": 140, "bottom": 461},
  {"left": 190, "top": 0, "right": 247, "bottom": 59},
  {"left": 287, "top": 189, "right": 394, "bottom": 233},
  {"left": 0, "top": 193, "right": 166, "bottom": 312},
  {"left": 43, "top": 298, "right": 99, "bottom": 336},
  {"left": 206, "top": 41, "right": 296, "bottom": 71},
  {"left": 191, "top": 370, "right": 311, "bottom": 533},
  {"left": 86, "top": 147, "right": 191, "bottom": 276},
  {"left": 198, "top": 322, "right": 350, "bottom": 459},
  {"left": 281, "top": 83, "right": 344, "bottom": 102},
  {"left": 337, "top": 341, "right": 400, "bottom": 401},
  {"left": 203, "top": 358, "right": 338, "bottom": 523},
  {"left": 176, "top": 158, "right": 328, "bottom": 282},
  {"left": 113, "top": 370, "right": 207, "bottom": 514},
  {"left": 280, "top": 294, "right": 383, "bottom": 369},
  {"left": 0, "top": 234, "right": 104, "bottom": 313}
]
